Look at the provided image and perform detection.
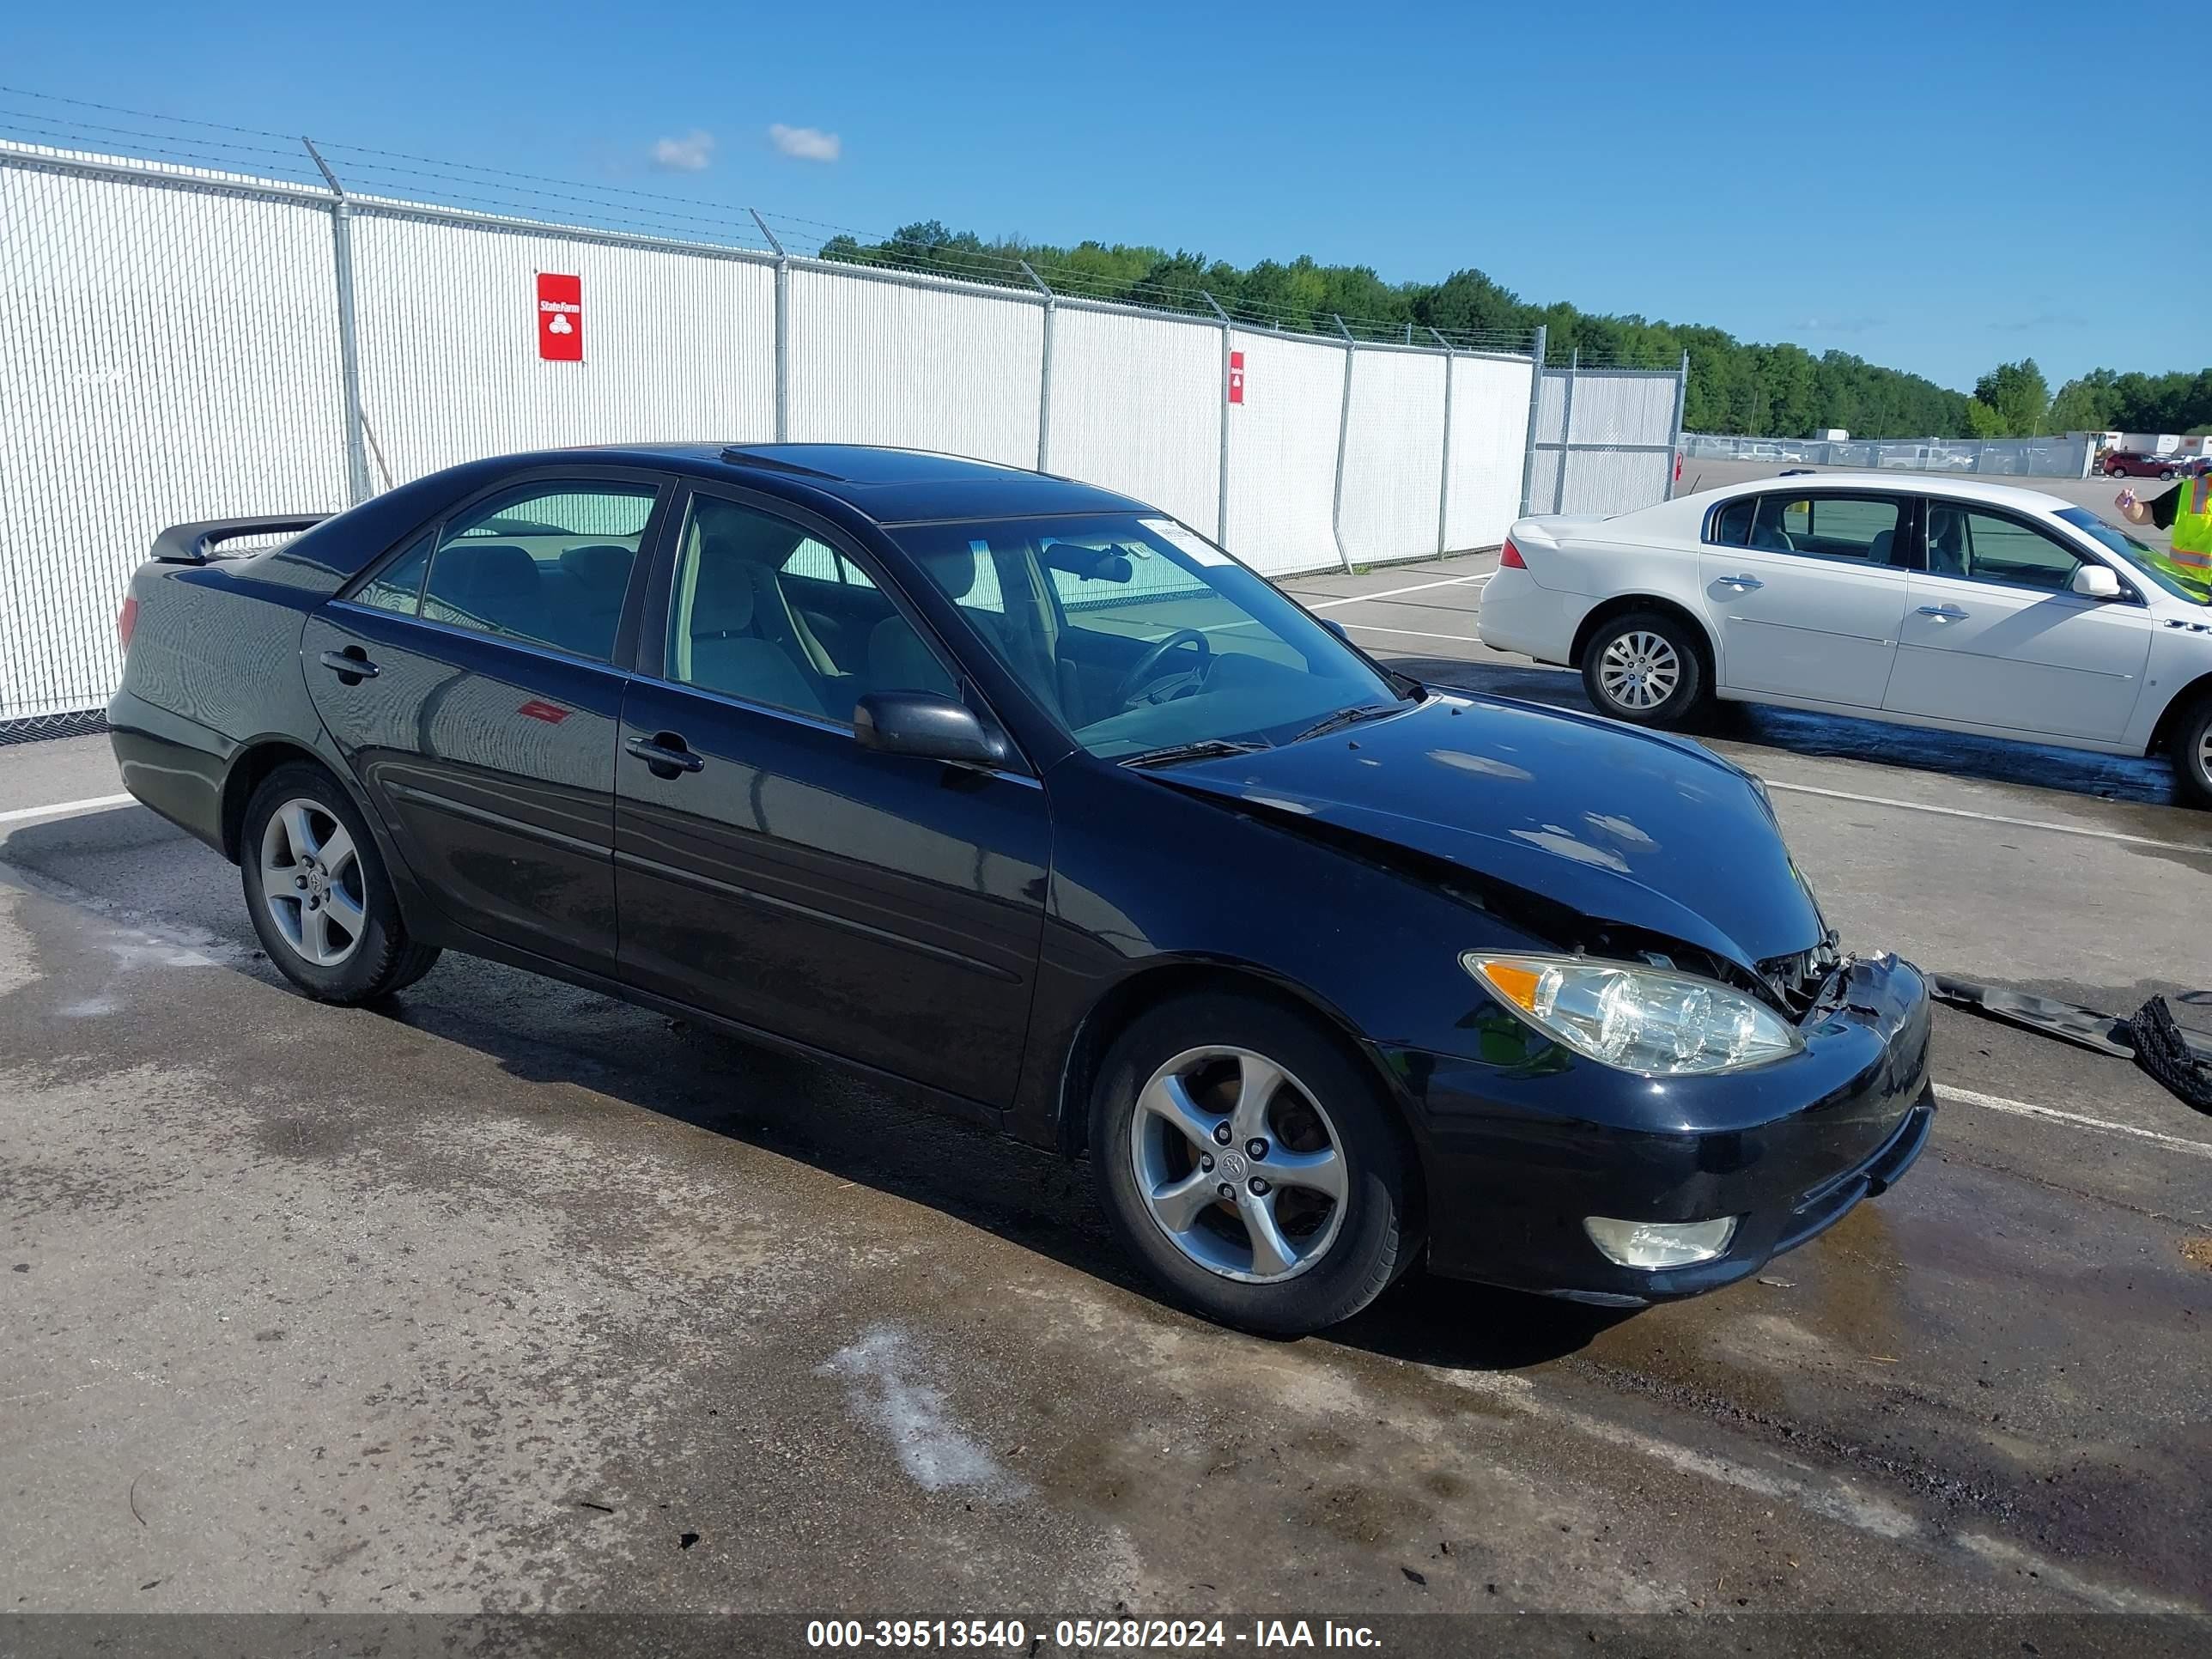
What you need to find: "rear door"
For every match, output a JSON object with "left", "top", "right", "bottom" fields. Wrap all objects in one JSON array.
[
  {"left": 304, "top": 472, "right": 669, "bottom": 971},
  {"left": 611, "top": 485, "right": 1051, "bottom": 1106},
  {"left": 1884, "top": 503, "right": 2153, "bottom": 742},
  {"left": 1698, "top": 489, "right": 1912, "bottom": 708}
]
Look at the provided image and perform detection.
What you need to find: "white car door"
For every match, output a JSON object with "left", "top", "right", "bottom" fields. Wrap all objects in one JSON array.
[
  {"left": 1883, "top": 504, "right": 2152, "bottom": 743},
  {"left": 1698, "top": 490, "right": 1911, "bottom": 708}
]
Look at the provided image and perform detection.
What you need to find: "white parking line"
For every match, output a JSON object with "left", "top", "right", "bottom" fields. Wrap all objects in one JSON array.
[
  {"left": 1934, "top": 1083, "right": 2212, "bottom": 1159},
  {"left": 1340, "top": 623, "right": 1487, "bottom": 644},
  {"left": 1304, "top": 572, "right": 1492, "bottom": 611},
  {"left": 1759, "top": 779, "right": 2212, "bottom": 858},
  {"left": 0, "top": 793, "right": 135, "bottom": 826}
]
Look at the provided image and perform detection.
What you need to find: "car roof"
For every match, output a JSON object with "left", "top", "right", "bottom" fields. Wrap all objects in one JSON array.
[
  {"left": 1701, "top": 471, "right": 2081, "bottom": 514},
  {"left": 578, "top": 441, "right": 1152, "bottom": 525}
]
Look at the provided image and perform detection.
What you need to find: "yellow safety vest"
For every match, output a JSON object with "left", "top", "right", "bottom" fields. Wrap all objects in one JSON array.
[{"left": 2169, "top": 473, "right": 2212, "bottom": 575}]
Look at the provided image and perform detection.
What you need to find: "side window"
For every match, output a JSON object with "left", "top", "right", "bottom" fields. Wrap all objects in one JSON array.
[
  {"left": 1934, "top": 509, "right": 2085, "bottom": 592},
  {"left": 357, "top": 532, "right": 432, "bottom": 615},
  {"left": 1749, "top": 495, "right": 1901, "bottom": 563},
  {"left": 420, "top": 482, "right": 655, "bottom": 660},
  {"left": 1709, "top": 499, "right": 1755, "bottom": 546},
  {"left": 667, "top": 497, "right": 953, "bottom": 718}
]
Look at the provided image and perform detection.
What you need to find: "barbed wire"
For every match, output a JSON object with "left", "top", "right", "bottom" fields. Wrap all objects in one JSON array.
[{"left": 0, "top": 82, "right": 1541, "bottom": 354}]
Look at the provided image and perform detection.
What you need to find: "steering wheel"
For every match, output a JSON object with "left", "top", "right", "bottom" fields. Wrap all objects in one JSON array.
[{"left": 1115, "top": 628, "right": 1212, "bottom": 708}]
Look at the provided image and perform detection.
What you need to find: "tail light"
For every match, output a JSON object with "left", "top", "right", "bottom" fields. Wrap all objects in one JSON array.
[
  {"left": 1499, "top": 539, "right": 1527, "bottom": 569},
  {"left": 116, "top": 595, "right": 138, "bottom": 653}
]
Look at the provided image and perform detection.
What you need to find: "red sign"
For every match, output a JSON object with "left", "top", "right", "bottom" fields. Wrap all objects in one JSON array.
[
  {"left": 1227, "top": 349, "right": 1245, "bottom": 404},
  {"left": 536, "top": 272, "right": 582, "bottom": 362}
]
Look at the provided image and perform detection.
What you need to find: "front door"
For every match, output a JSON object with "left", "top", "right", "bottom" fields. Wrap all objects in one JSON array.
[
  {"left": 612, "top": 488, "right": 1051, "bottom": 1107},
  {"left": 1699, "top": 490, "right": 1911, "bottom": 708},
  {"left": 304, "top": 475, "right": 666, "bottom": 970},
  {"left": 1884, "top": 505, "right": 2153, "bottom": 743}
]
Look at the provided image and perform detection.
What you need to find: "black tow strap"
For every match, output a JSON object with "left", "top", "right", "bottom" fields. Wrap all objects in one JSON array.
[{"left": 1929, "top": 975, "right": 2212, "bottom": 1115}]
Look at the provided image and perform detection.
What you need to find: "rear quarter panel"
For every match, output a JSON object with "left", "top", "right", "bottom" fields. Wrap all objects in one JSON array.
[{"left": 108, "top": 562, "right": 330, "bottom": 851}]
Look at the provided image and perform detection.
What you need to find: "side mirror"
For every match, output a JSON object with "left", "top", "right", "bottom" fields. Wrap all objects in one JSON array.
[
  {"left": 854, "top": 691, "right": 1008, "bottom": 768},
  {"left": 1320, "top": 618, "right": 1351, "bottom": 643},
  {"left": 2071, "top": 563, "right": 2123, "bottom": 600}
]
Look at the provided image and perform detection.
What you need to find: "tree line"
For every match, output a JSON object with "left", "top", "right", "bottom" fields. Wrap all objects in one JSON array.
[{"left": 820, "top": 222, "right": 2209, "bottom": 441}]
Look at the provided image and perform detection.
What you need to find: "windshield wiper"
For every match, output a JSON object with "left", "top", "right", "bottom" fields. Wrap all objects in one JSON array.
[
  {"left": 1118, "top": 738, "right": 1269, "bottom": 769},
  {"left": 1291, "top": 702, "right": 1404, "bottom": 744}
]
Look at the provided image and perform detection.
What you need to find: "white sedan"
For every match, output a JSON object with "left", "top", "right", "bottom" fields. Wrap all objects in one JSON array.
[{"left": 1476, "top": 473, "right": 2212, "bottom": 805}]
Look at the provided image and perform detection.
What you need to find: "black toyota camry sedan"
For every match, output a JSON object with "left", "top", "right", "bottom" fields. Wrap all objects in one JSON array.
[{"left": 109, "top": 443, "right": 1933, "bottom": 1334}]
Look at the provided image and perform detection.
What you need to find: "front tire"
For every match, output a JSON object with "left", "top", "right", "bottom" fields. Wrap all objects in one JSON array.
[
  {"left": 2171, "top": 694, "right": 2212, "bottom": 810},
  {"left": 241, "top": 763, "right": 440, "bottom": 1003},
  {"left": 1089, "top": 992, "right": 1418, "bottom": 1335},
  {"left": 1581, "top": 610, "right": 1708, "bottom": 727}
]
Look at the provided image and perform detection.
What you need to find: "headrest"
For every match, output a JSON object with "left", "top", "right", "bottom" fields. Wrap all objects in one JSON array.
[
  {"left": 689, "top": 553, "right": 756, "bottom": 635},
  {"left": 562, "top": 543, "right": 634, "bottom": 597},
  {"left": 917, "top": 545, "right": 981, "bottom": 602}
]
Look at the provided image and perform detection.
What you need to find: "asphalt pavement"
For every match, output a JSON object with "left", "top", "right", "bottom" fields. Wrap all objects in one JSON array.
[{"left": 1, "top": 557, "right": 2207, "bottom": 1624}]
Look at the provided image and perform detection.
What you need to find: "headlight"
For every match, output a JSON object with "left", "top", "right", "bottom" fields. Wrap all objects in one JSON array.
[{"left": 1462, "top": 952, "right": 1802, "bottom": 1076}]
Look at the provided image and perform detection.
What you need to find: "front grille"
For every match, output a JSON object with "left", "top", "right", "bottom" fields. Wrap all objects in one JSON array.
[{"left": 1759, "top": 936, "right": 1842, "bottom": 1019}]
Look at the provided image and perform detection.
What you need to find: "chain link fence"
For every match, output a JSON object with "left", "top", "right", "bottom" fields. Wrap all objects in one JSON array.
[
  {"left": 1682, "top": 432, "right": 2095, "bottom": 479},
  {"left": 0, "top": 116, "right": 1688, "bottom": 728}
]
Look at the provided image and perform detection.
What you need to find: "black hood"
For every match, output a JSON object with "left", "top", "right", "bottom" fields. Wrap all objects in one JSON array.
[{"left": 1158, "top": 694, "right": 1826, "bottom": 972}]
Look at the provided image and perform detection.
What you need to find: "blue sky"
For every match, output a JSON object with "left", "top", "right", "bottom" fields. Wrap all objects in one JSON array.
[{"left": 4, "top": 2, "right": 2202, "bottom": 392}]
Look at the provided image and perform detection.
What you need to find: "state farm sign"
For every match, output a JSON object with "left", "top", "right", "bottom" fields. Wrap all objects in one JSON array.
[{"left": 536, "top": 272, "right": 582, "bottom": 362}]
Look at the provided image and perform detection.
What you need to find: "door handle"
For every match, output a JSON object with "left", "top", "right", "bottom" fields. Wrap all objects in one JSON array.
[
  {"left": 1717, "top": 574, "right": 1763, "bottom": 591},
  {"left": 625, "top": 732, "right": 704, "bottom": 776},
  {"left": 1916, "top": 605, "right": 1967, "bottom": 621},
  {"left": 318, "top": 647, "right": 379, "bottom": 682}
]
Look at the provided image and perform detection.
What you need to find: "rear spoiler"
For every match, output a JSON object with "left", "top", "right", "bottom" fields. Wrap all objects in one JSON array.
[{"left": 152, "top": 514, "right": 330, "bottom": 565}]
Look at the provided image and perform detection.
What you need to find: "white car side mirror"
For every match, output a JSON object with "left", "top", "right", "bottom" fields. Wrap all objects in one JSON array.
[{"left": 2071, "top": 564, "right": 2123, "bottom": 600}]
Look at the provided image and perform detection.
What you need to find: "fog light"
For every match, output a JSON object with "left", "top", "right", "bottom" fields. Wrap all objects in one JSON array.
[{"left": 1583, "top": 1215, "right": 1739, "bottom": 1269}]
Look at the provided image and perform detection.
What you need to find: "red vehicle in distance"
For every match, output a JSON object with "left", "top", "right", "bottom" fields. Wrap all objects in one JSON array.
[{"left": 2102, "top": 450, "right": 2195, "bottom": 479}]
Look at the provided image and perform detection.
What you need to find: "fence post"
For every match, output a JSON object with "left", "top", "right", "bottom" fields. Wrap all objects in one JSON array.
[
  {"left": 750, "top": 210, "right": 790, "bottom": 442},
  {"left": 1330, "top": 313, "right": 1357, "bottom": 574},
  {"left": 1519, "top": 324, "right": 1547, "bottom": 517},
  {"left": 1201, "top": 291, "right": 1232, "bottom": 544},
  {"left": 1554, "top": 348, "right": 1580, "bottom": 514},
  {"left": 1430, "top": 326, "right": 1455, "bottom": 556},
  {"left": 304, "top": 138, "right": 372, "bottom": 507},
  {"left": 1020, "top": 261, "right": 1054, "bottom": 473},
  {"left": 1664, "top": 349, "right": 1689, "bottom": 501}
]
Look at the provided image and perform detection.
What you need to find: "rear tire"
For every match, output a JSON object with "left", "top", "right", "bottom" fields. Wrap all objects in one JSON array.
[
  {"left": 2170, "top": 695, "right": 2212, "bottom": 811},
  {"left": 1580, "top": 610, "right": 1708, "bottom": 728},
  {"left": 1089, "top": 992, "right": 1418, "bottom": 1335},
  {"left": 2160, "top": 467, "right": 2178, "bottom": 481},
  {"left": 241, "top": 763, "right": 440, "bottom": 1003}
]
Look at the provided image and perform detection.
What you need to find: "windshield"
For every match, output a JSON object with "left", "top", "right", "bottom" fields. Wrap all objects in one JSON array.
[
  {"left": 2057, "top": 507, "right": 2210, "bottom": 606},
  {"left": 890, "top": 514, "right": 1412, "bottom": 758}
]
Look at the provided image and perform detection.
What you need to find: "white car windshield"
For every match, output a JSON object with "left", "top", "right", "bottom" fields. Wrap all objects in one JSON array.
[
  {"left": 2057, "top": 507, "right": 2210, "bottom": 605},
  {"left": 890, "top": 514, "right": 1413, "bottom": 760}
]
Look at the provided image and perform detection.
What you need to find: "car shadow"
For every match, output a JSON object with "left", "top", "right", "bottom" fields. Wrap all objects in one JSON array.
[
  {"left": 379, "top": 965, "right": 1621, "bottom": 1371},
  {"left": 1380, "top": 652, "right": 2190, "bottom": 811},
  {"left": 0, "top": 807, "right": 1627, "bottom": 1375}
]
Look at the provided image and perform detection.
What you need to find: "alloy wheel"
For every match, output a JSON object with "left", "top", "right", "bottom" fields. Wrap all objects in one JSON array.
[
  {"left": 258, "top": 798, "right": 367, "bottom": 968},
  {"left": 1129, "top": 1046, "right": 1348, "bottom": 1283},
  {"left": 1598, "top": 629, "right": 1681, "bottom": 712}
]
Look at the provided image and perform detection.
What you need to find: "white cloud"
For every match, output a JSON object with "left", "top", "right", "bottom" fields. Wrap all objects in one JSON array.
[
  {"left": 769, "top": 123, "right": 842, "bottom": 163},
  {"left": 651, "top": 130, "right": 715, "bottom": 172}
]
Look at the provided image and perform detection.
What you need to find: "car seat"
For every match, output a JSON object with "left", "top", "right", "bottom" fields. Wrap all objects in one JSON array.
[
  {"left": 557, "top": 542, "right": 635, "bottom": 656},
  {"left": 1925, "top": 510, "right": 1967, "bottom": 576},
  {"left": 424, "top": 544, "right": 552, "bottom": 644},
  {"left": 684, "top": 543, "right": 826, "bottom": 717}
]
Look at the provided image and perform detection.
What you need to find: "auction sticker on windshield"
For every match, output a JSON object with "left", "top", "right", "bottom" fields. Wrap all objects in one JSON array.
[{"left": 1143, "top": 518, "right": 1231, "bottom": 565}]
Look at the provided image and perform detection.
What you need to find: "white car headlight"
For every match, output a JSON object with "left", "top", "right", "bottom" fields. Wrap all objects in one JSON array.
[{"left": 1462, "top": 952, "right": 1803, "bottom": 1076}]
